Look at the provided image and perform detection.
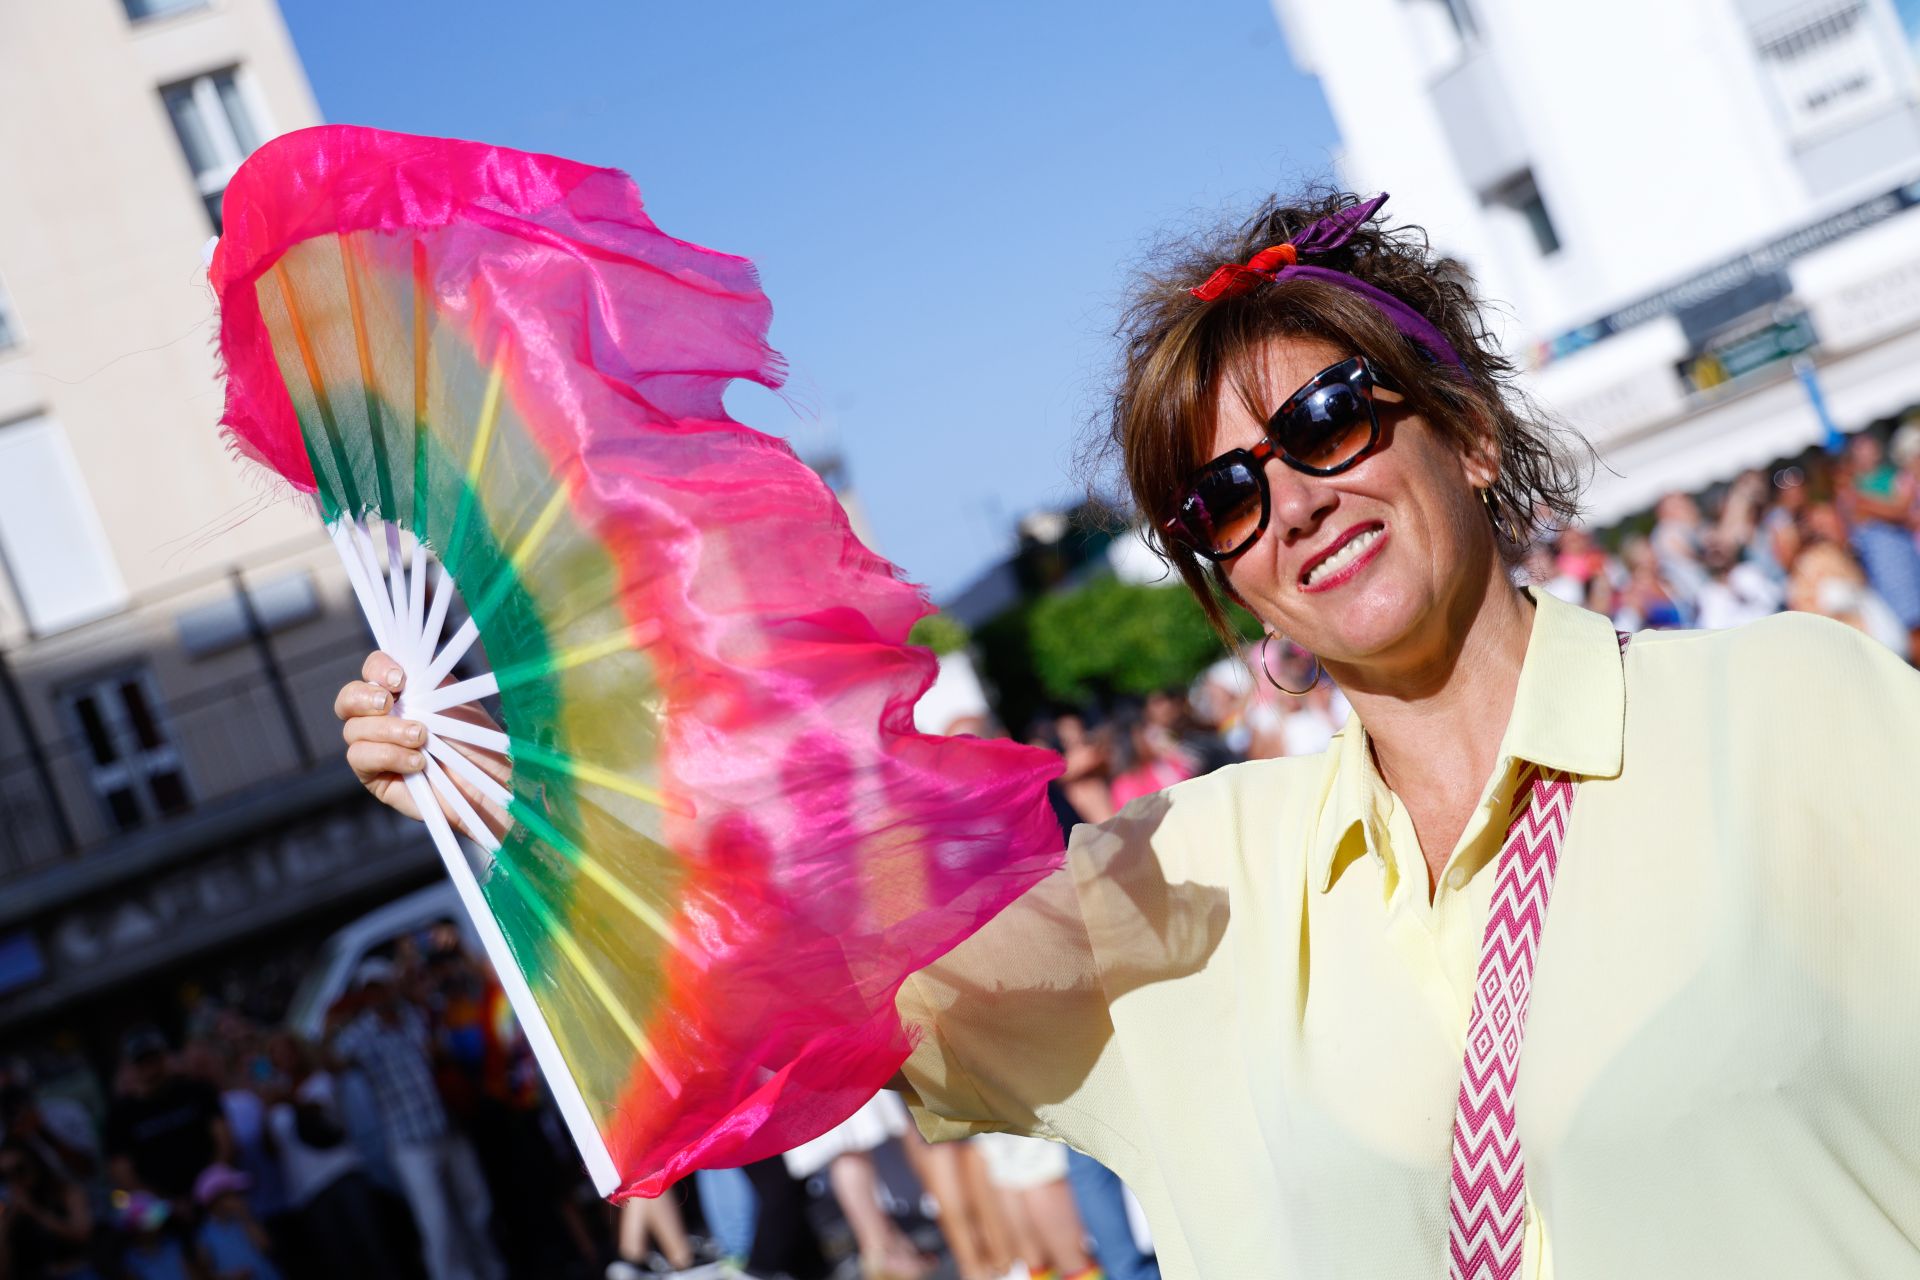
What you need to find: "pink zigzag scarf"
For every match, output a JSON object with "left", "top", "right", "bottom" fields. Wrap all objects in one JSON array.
[{"left": 1446, "top": 632, "right": 1630, "bottom": 1279}]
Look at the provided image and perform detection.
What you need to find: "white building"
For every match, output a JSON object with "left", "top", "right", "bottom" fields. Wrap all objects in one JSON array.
[
  {"left": 1271, "top": 0, "right": 1920, "bottom": 522},
  {"left": 0, "top": 2, "right": 445, "bottom": 1040}
]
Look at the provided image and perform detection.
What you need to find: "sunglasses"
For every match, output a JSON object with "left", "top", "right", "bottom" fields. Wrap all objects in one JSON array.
[{"left": 1163, "top": 356, "right": 1398, "bottom": 561}]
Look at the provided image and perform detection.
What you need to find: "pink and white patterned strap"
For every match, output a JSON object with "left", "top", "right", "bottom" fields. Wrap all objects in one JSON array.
[{"left": 1446, "top": 633, "right": 1629, "bottom": 1280}]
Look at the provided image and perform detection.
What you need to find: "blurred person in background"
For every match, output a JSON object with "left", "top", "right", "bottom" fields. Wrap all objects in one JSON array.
[
  {"left": 971, "top": 1134, "right": 1099, "bottom": 1280},
  {"left": 329, "top": 960, "right": 502, "bottom": 1280},
  {"left": 604, "top": 1191, "right": 719, "bottom": 1280},
  {"left": 190, "top": 1165, "right": 281, "bottom": 1280},
  {"left": 0, "top": 1071, "right": 99, "bottom": 1193},
  {"left": 1551, "top": 525, "right": 1606, "bottom": 595},
  {"left": 0, "top": 1139, "right": 98, "bottom": 1280},
  {"left": 897, "top": 1134, "right": 1012, "bottom": 1280},
  {"left": 1750, "top": 466, "right": 1810, "bottom": 585},
  {"left": 112, "top": 1193, "right": 189, "bottom": 1280},
  {"left": 1062, "top": 1151, "right": 1156, "bottom": 1280},
  {"left": 1787, "top": 507, "right": 1910, "bottom": 656},
  {"left": 1150, "top": 686, "right": 1239, "bottom": 775},
  {"left": 1277, "top": 677, "right": 1345, "bottom": 759},
  {"left": 1648, "top": 491, "right": 1710, "bottom": 607},
  {"left": 688, "top": 1167, "right": 756, "bottom": 1275},
  {"left": 779, "top": 1071, "right": 930, "bottom": 1280},
  {"left": 1891, "top": 421, "right": 1920, "bottom": 531},
  {"left": 739, "top": 1157, "right": 832, "bottom": 1280},
  {"left": 1693, "top": 533, "right": 1781, "bottom": 631},
  {"left": 421, "top": 941, "right": 597, "bottom": 1277},
  {"left": 262, "top": 1032, "right": 405, "bottom": 1280},
  {"left": 1051, "top": 714, "right": 1114, "bottom": 826},
  {"left": 1187, "top": 658, "right": 1256, "bottom": 761},
  {"left": 1106, "top": 714, "right": 1195, "bottom": 811},
  {"left": 1521, "top": 544, "right": 1583, "bottom": 605},
  {"left": 103, "top": 1029, "right": 229, "bottom": 1214},
  {"left": 196, "top": 1019, "right": 292, "bottom": 1262},
  {"left": 1618, "top": 534, "right": 1687, "bottom": 629},
  {"left": 1838, "top": 432, "right": 1920, "bottom": 660}
]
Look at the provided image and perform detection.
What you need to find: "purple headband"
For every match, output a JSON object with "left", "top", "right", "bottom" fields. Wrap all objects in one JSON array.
[{"left": 1188, "top": 193, "right": 1470, "bottom": 375}]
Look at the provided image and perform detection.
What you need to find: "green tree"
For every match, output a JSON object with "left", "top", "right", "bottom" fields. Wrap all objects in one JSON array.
[
  {"left": 908, "top": 611, "right": 971, "bottom": 655},
  {"left": 1024, "top": 576, "right": 1260, "bottom": 707}
]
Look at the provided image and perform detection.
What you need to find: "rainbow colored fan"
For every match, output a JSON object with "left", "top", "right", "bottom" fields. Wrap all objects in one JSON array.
[{"left": 209, "top": 125, "right": 1063, "bottom": 1197}]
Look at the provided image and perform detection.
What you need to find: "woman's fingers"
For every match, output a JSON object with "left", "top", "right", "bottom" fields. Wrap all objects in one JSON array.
[
  {"left": 333, "top": 679, "right": 393, "bottom": 722},
  {"left": 341, "top": 711, "right": 427, "bottom": 750},
  {"left": 346, "top": 738, "right": 427, "bottom": 780},
  {"left": 337, "top": 650, "right": 514, "bottom": 843},
  {"left": 361, "top": 649, "right": 406, "bottom": 692}
]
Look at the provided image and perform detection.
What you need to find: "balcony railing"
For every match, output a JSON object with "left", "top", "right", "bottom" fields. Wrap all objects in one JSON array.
[{"left": 0, "top": 540, "right": 373, "bottom": 888}]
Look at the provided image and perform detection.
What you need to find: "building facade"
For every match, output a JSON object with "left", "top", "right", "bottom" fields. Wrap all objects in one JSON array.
[
  {"left": 1270, "top": 0, "right": 1920, "bottom": 521},
  {"left": 0, "top": 1, "right": 440, "bottom": 1046}
]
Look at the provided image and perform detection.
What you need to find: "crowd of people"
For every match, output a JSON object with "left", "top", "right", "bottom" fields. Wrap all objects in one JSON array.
[
  {"left": 0, "top": 932, "right": 1152, "bottom": 1280},
  {"left": 0, "top": 938, "right": 612, "bottom": 1280}
]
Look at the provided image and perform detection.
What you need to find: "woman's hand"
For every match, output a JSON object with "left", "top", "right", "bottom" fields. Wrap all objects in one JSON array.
[{"left": 334, "top": 650, "right": 512, "bottom": 842}]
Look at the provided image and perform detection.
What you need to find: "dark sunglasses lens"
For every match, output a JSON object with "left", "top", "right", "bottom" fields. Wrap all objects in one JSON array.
[
  {"left": 1276, "top": 381, "right": 1374, "bottom": 470},
  {"left": 1180, "top": 457, "right": 1264, "bottom": 556}
]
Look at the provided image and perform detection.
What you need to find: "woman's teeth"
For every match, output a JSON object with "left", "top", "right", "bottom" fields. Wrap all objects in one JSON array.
[{"left": 1305, "top": 526, "right": 1382, "bottom": 586}]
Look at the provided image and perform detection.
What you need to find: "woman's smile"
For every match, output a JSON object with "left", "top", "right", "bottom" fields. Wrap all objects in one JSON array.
[{"left": 1300, "top": 521, "right": 1388, "bottom": 591}]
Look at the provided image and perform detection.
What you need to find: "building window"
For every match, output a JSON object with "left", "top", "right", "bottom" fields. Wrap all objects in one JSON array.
[
  {"left": 161, "top": 69, "right": 265, "bottom": 231},
  {"left": 1488, "top": 171, "right": 1562, "bottom": 256},
  {"left": 122, "top": 0, "right": 208, "bottom": 20},
  {"left": 59, "top": 669, "right": 191, "bottom": 834},
  {"left": 1402, "top": 0, "right": 1479, "bottom": 76},
  {"left": 0, "top": 281, "right": 19, "bottom": 353},
  {"left": 0, "top": 415, "right": 127, "bottom": 634},
  {"left": 1751, "top": 0, "right": 1901, "bottom": 144}
]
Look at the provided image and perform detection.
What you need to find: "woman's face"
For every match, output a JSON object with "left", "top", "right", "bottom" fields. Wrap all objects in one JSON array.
[{"left": 1205, "top": 337, "right": 1497, "bottom": 668}]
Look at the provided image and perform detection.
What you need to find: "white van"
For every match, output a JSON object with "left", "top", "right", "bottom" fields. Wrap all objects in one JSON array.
[{"left": 283, "top": 881, "right": 481, "bottom": 1038}]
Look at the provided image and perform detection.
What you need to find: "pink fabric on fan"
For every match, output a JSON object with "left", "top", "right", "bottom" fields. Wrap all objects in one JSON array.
[{"left": 209, "top": 126, "right": 1066, "bottom": 1195}]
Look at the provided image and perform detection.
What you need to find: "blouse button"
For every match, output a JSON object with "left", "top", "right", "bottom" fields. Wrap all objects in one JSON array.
[{"left": 1447, "top": 866, "right": 1469, "bottom": 891}]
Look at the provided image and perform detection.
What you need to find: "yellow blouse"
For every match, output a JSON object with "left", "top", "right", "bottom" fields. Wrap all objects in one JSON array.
[{"left": 895, "top": 589, "right": 1920, "bottom": 1278}]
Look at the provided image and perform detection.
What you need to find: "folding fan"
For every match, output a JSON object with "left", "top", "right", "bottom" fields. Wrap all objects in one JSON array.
[{"left": 208, "top": 125, "right": 1063, "bottom": 1197}]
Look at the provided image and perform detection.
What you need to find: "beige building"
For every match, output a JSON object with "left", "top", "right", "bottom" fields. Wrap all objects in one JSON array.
[{"left": 0, "top": 0, "right": 436, "bottom": 1039}]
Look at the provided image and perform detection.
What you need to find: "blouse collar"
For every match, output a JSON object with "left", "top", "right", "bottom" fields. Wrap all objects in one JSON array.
[{"left": 1309, "top": 588, "right": 1628, "bottom": 894}]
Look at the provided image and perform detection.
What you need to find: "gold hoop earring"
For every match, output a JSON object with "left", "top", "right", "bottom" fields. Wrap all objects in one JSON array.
[
  {"left": 1480, "top": 486, "right": 1522, "bottom": 544},
  {"left": 1260, "top": 632, "right": 1320, "bottom": 697}
]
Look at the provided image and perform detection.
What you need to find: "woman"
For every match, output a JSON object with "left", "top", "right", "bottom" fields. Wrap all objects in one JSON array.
[{"left": 334, "top": 192, "right": 1920, "bottom": 1277}]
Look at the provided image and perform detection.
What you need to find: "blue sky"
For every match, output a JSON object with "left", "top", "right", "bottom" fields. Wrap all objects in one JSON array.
[{"left": 278, "top": 1, "right": 1340, "bottom": 599}]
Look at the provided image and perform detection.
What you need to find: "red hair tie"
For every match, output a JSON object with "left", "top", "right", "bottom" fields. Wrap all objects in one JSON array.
[{"left": 1190, "top": 242, "right": 1298, "bottom": 302}]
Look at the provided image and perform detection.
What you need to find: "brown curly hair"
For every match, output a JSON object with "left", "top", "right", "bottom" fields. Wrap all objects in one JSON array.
[{"left": 1097, "top": 188, "right": 1593, "bottom": 649}]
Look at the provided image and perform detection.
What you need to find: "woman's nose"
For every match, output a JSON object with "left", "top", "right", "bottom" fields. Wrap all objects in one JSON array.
[{"left": 1265, "top": 456, "right": 1336, "bottom": 544}]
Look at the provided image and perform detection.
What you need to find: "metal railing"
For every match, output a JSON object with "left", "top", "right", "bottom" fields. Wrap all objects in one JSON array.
[{"left": 0, "top": 542, "right": 371, "bottom": 886}]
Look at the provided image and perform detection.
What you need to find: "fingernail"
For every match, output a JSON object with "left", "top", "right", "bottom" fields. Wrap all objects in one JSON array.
[
  {"left": 408, "top": 752, "right": 424, "bottom": 769},
  {"left": 371, "top": 690, "right": 389, "bottom": 710},
  {"left": 385, "top": 668, "right": 404, "bottom": 690},
  {"left": 407, "top": 724, "right": 425, "bottom": 744}
]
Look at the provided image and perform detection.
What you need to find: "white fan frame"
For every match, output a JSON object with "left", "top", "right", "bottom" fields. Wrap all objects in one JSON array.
[{"left": 327, "top": 513, "right": 622, "bottom": 1198}]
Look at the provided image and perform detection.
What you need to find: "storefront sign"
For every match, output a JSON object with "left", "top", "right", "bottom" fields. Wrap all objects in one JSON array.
[
  {"left": 1675, "top": 310, "right": 1819, "bottom": 395},
  {"left": 1534, "top": 179, "right": 1920, "bottom": 366}
]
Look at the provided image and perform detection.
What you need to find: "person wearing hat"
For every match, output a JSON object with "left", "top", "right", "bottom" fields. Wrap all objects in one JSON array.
[
  {"left": 102, "top": 1028, "right": 229, "bottom": 1209},
  {"left": 329, "top": 957, "right": 503, "bottom": 1280},
  {"left": 192, "top": 1164, "right": 282, "bottom": 1280}
]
